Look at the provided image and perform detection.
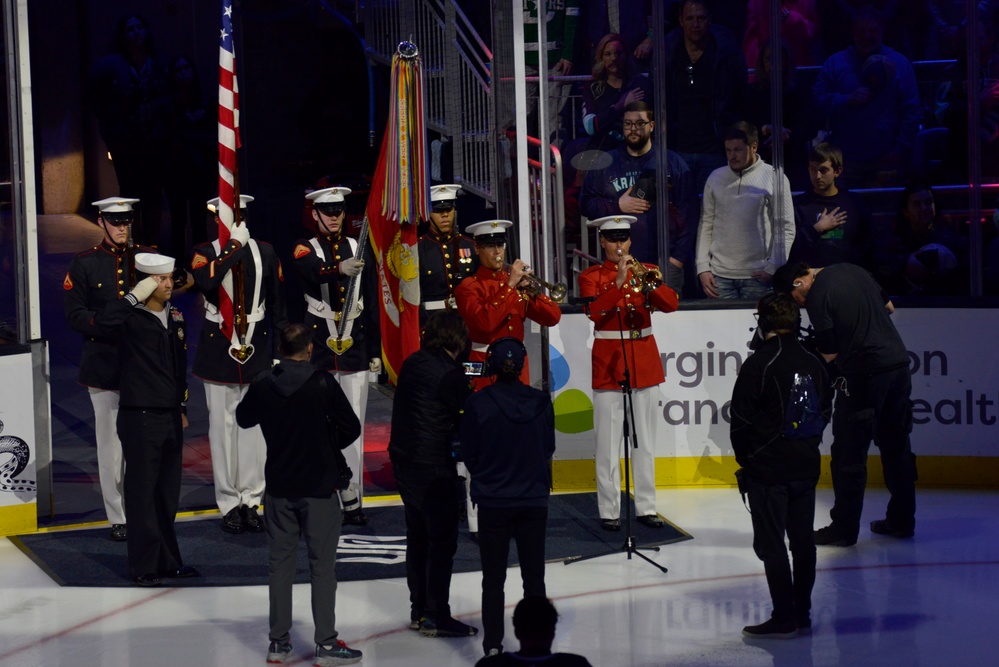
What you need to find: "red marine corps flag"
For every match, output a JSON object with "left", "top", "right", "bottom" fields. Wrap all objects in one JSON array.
[{"left": 367, "top": 41, "right": 430, "bottom": 384}]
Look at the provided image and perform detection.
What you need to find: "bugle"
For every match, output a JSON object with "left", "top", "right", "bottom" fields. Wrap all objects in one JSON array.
[
  {"left": 506, "top": 263, "right": 568, "bottom": 303},
  {"left": 616, "top": 249, "right": 663, "bottom": 294}
]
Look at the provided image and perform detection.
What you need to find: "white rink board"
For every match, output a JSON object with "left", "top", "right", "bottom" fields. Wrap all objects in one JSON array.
[{"left": 550, "top": 308, "right": 999, "bottom": 460}]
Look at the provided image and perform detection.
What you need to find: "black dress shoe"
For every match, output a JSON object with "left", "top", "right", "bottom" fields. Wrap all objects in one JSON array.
[
  {"left": 814, "top": 524, "right": 856, "bottom": 546},
  {"left": 162, "top": 565, "right": 200, "bottom": 579},
  {"left": 600, "top": 519, "right": 621, "bottom": 532},
  {"left": 240, "top": 505, "right": 265, "bottom": 533},
  {"left": 110, "top": 524, "right": 127, "bottom": 542},
  {"left": 132, "top": 573, "right": 162, "bottom": 587},
  {"left": 342, "top": 509, "right": 368, "bottom": 526},
  {"left": 221, "top": 507, "right": 245, "bottom": 534},
  {"left": 636, "top": 514, "right": 665, "bottom": 529},
  {"left": 870, "top": 519, "right": 914, "bottom": 539}
]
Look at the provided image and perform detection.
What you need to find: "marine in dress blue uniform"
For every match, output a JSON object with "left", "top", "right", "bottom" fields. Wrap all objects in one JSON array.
[
  {"left": 190, "top": 194, "right": 288, "bottom": 534},
  {"left": 417, "top": 184, "right": 478, "bottom": 326},
  {"left": 292, "top": 186, "right": 381, "bottom": 525}
]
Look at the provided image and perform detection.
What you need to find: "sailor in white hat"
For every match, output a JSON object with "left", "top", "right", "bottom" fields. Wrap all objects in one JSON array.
[
  {"left": 292, "top": 185, "right": 380, "bottom": 526},
  {"left": 93, "top": 250, "right": 198, "bottom": 586},
  {"left": 578, "top": 214, "right": 678, "bottom": 532},
  {"left": 190, "top": 193, "right": 289, "bottom": 535},
  {"left": 62, "top": 197, "right": 151, "bottom": 542},
  {"left": 418, "top": 184, "right": 478, "bottom": 324}
]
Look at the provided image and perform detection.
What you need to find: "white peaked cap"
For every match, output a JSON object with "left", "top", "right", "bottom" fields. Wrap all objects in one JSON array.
[
  {"left": 92, "top": 197, "right": 140, "bottom": 213},
  {"left": 465, "top": 219, "right": 513, "bottom": 238},
  {"left": 207, "top": 194, "right": 255, "bottom": 213},
  {"left": 430, "top": 184, "right": 462, "bottom": 202},
  {"left": 587, "top": 215, "right": 637, "bottom": 232},
  {"left": 306, "top": 187, "right": 352, "bottom": 204}
]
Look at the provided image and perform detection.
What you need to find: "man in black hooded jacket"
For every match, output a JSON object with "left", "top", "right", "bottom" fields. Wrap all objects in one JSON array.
[
  {"left": 461, "top": 337, "right": 556, "bottom": 657},
  {"left": 730, "top": 293, "right": 832, "bottom": 639},
  {"left": 235, "top": 323, "right": 363, "bottom": 665}
]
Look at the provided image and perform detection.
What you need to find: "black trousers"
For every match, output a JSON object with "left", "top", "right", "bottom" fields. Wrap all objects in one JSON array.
[
  {"left": 118, "top": 407, "right": 184, "bottom": 579},
  {"left": 829, "top": 365, "right": 917, "bottom": 537},
  {"left": 477, "top": 504, "right": 548, "bottom": 652},
  {"left": 747, "top": 476, "right": 817, "bottom": 623},
  {"left": 400, "top": 473, "right": 459, "bottom": 621}
]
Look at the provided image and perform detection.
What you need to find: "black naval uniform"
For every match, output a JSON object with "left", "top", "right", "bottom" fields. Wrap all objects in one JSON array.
[
  {"left": 292, "top": 232, "right": 381, "bottom": 372},
  {"left": 64, "top": 239, "right": 153, "bottom": 390},
  {"left": 64, "top": 238, "right": 153, "bottom": 529},
  {"left": 96, "top": 294, "right": 189, "bottom": 580},
  {"left": 417, "top": 230, "right": 478, "bottom": 326},
  {"left": 190, "top": 237, "right": 288, "bottom": 383}
]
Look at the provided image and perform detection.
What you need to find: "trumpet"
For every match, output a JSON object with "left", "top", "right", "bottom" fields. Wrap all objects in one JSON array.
[
  {"left": 506, "top": 263, "right": 568, "bottom": 303},
  {"left": 617, "top": 250, "right": 663, "bottom": 294}
]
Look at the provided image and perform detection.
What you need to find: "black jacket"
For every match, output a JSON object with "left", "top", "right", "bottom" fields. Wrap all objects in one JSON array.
[
  {"left": 460, "top": 380, "right": 556, "bottom": 507},
  {"left": 95, "top": 297, "right": 188, "bottom": 410},
  {"left": 388, "top": 348, "right": 471, "bottom": 468},
  {"left": 730, "top": 333, "right": 832, "bottom": 483},
  {"left": 235, "top": 359, "right": 360, "bottom": 499}
]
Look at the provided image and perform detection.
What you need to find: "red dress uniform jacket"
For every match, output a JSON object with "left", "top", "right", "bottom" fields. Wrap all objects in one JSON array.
[
  {"left": 578, "top": 260, "right": 679, "bottom": 391},
  {"left": 454, "top": 265, "right": 562, "bottom": 387}
]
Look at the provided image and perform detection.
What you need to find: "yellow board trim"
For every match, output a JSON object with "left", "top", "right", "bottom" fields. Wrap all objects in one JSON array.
[
  {"left": 553, "top": 456, "right": 999, "bottom": 491},
  {"left": 0, "top": 503, "right": 37, "bottom": 537}
]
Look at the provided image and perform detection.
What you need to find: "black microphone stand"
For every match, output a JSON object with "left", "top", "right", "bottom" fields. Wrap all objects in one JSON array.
[{"left": 565, "top": 306, "right": 667, "bottom": 573}]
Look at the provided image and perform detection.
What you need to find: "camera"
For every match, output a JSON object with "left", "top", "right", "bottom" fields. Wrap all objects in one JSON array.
[{"left": 462, "top": 361, "right": 484, "bottom": 376}]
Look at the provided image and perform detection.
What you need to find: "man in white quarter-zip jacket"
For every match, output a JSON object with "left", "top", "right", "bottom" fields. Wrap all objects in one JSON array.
[{"left": 696, "top": 121, "right": 795, "bottom": 299}]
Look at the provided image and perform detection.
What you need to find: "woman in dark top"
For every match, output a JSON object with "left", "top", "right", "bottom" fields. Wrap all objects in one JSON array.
[{"left": 578, "top": 33, "right": 653, "bottom": 151}]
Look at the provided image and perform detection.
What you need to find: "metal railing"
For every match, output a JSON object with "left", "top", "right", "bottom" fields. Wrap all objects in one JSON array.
[
  {"left": 363, "top": 0, "right": 496, "bottom": 202},
  {"left": 525, "top": 136, "right": 566, "bottom": 292}
]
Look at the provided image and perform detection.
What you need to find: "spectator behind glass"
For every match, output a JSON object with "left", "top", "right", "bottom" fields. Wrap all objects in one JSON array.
[
  {"left": 661, "top": 0, "right": 749, "bottom": 194},
  {"left": 743, "top": 0, "right": 820, "bottom": 68},
  {"left": 90, "top": 14, "right": 170, "bottom": 247},
  {"left": 578, "top": 33, "right": 653, "bottom": 151},
  {"left": 938, "top": 19, "right": 999, "bottom": 183},
  {"left": 164, "top": 56, "right": 216, "bottom": 261},
  {"left": 886, "top": 182, "right": 969, "bottom": 296},
  {"left": 789, "top": 142, "right": 883, "bottom": 273},
  {"left": 813, "top": 6, "right": 921, "bottom": 189},
  {"left": 745, "top": 41, "right": 816, "bottom": 190},
  {"left": 818, "top": 1, "right": 936, "bottom": 61}
]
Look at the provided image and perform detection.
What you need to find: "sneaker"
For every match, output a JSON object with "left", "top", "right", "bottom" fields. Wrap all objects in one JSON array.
[
  {"left": 409, "top": 610, "right": 423, "bottom": 631},
  {"left": 314, "top": 640, "right": 362, "bottom": 666},
  {"left": 110, "top": 524, "right": 127, "bottom": 542},
  {"left": 419, "top": 616, "right": 478, "bottom": 638},
  {"left": 221, "top": 507, "right": 245, "bottom": 534},
  {"left": 241, "top": 505, "right": 265, "bottom": 533},
  {"left": 870, "top": 519, "right": 914, "bottom": 539},
  {"left": 484, "top": 647, "right": 501, "bottom": 657},
  {"left": 742, "top": 617, "right": 798, "bottom": 639},
  {"left": 266, "top": 640, "right": 293, "bottom": 664},
  {"left": 132, "top": 573, "right": 162, "bottom": 587},
  {"left": 600, "top": 518, "right": 621, "bottom": 532},
  {"left": 813, "top": 524, "right": 856, "bottom": 547},
  {"left": 636, "top": 514, "right": 665, "bottom": 528}
]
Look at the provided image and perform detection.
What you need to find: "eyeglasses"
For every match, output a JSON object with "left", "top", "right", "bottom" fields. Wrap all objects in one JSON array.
[
  {"left": 622, "top": 120, "right": 650, "bottom": 130},
  {"left": 687, "top": 62, "right": 694, "bottom": 85}
]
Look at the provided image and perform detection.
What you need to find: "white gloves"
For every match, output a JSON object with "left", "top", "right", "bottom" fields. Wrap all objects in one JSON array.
[
  {"left": 339, "top": 257, "right": 365, "bottom": 277},
  {"left": 130, "top": 276, "right": 159, "bottom": 303},
  {"left": 369, "top": 357, "right": 382, "bottom": 374},
  {"left": 229, "top": 223, "right": 250, "bottom": 247}
]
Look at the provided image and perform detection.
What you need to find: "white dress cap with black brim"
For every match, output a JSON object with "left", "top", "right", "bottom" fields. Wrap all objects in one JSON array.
[
  {"left": 306, "top": 186, "right": 352, "bottom": 204},
  {"left": 466, "top": 219, "right": 513, "bottom": 244},
  {"left": 587, "top": 215, "right": 637, "bottom": 233},
  {"left": 430, "top": 184, "right": 462, "bottom": 202},
  {"left": 92, "top": 197, "right": 140, "bottom": 214},
  {"left": 207, "top": 194, "right": 255, "bottom": 214},
  {"left": 134, "top": 252, "right": 175, "bottom": 275}
]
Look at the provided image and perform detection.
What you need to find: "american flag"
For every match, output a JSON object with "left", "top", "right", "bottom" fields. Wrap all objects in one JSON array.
[{"left": 217, "top": 0, "right": 241, "bottom": 340}]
